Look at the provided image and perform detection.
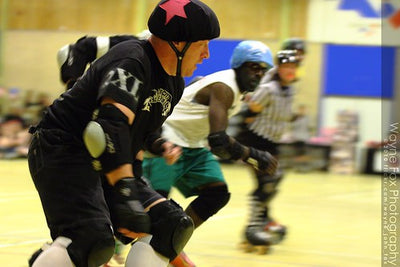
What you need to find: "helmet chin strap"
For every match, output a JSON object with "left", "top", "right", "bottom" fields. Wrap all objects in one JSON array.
[{"left": 168, "top": 41, "right": 192, "bottom": 77}]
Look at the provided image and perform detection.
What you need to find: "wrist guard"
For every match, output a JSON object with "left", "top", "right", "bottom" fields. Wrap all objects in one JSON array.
[
  {"left": 149, "top": 138, "right": 167, "bottom": 156},
  {"left": 112, "top": 178, "right": 151, "bottom": 234},
  {"left": 245, "top": 147, "right": 278, "bottom": 175}
]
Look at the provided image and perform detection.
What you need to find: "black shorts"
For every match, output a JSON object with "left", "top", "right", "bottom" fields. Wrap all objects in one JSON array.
[
  {"left": 28, "top": 128, "right": 114, "bottom": 266},
  {"left": 28, "top": 127, "right": 165, "bottom": 264}
]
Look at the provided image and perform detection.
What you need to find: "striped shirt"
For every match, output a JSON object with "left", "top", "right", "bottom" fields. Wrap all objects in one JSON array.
[{"left": 247, "top": 68, "right": 295, "bottom": 142}]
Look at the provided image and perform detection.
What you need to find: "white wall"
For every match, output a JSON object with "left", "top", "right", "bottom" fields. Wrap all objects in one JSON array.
[{"left": 320, "top": 96, "right": 392, "bottom": 171}]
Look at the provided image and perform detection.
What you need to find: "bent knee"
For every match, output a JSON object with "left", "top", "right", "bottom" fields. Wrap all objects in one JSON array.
[{"left": 191, "top": 184, "right": 231, "bottom": 221}]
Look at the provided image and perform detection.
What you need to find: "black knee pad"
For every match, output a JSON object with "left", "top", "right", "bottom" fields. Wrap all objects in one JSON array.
[
  {"left": 148, "top": 199, "right": 194, "bottom": 261},
  {"left": 256, "top": 169, "right": 284, "bottom": 187},
  {"left": 252, "top": 187, "right": 277, "bottom": 205},
  {"left": 253, "top": 170, "right": 284, "bottom": 204},
  {"left": 65, "top": 223, "right": 115, "bottom": 267},
  {"left": 273, "top": 169, "right": 284, "bottom": 188},
  {"left": 87, "top": 240, "right": 114, "bottom": 267},
  {"left": 190, "top": 184, "right": 231, "bottom": 221}
]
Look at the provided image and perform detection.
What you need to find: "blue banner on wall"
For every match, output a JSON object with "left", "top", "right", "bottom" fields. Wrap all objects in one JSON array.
[
  {"left": 184, "top": 39, "right": 242, "bottom": 85},
  {"left": 323, "top": 44, "right": 395, "bottom": 98}
]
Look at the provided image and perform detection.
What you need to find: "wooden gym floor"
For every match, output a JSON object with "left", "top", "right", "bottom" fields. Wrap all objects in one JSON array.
[{"left": 0, "top": 159, "right": 380, "bottom": 267}]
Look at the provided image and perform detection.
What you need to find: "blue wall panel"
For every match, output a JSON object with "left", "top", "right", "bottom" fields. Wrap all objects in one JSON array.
[
  {"left": 323, "top": 44, "right": 395, "bottom": 98},
  {"left": 184, "top": 39, "right": 242, "bottom": 85}
]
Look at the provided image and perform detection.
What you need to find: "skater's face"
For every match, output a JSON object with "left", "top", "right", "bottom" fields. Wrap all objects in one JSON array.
[
  {"left": 278, "top": 62, "right": 297, "bottom": 84},
  {"left": 179, "top": 40, "right": 210, "bottom": 77},
  {"left": 236, "top": 62, "right": 269, "bottom": 93}
]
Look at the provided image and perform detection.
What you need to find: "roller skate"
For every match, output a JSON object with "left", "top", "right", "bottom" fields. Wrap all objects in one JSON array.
[
  {"left": 239, "top": 225, "right": 278, "bottom": 254},
  {"left": 238, "top": 198, "right": 279, "bottom": 254},
  {"left": 264, "top": 219, "right": 287, "bottom": 242},
  {"left": 169, "top": 251, "right": 196, "bottom": 267}
]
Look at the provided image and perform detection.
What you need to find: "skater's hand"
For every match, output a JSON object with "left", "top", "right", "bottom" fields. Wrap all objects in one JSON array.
[
  {"left": 245, "top": 148, "right": 278, "bottom": 175},
  {"left": 161, "top": 141, "right": 182, "bottom": 165},
  {"left": 112, "top": 178, "right": 151, "bottom": 234}
]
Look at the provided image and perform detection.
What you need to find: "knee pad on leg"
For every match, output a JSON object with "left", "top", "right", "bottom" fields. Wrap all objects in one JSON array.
[
  {"left": 258, "top": 169, "right": 284, "bottom": 186},
  {"left": 31, "top": 237, "right": 74, "bottom": 267},
  {"left": 126, "top": 239, "right": 169, "bottom": 267},
  {"left": 253, "top": 174, "right": 278, "bottom": 205},
  {"left": 148, "top": 199, "right": 194, "bottom": 261},
  {"left": 272, "top": 169, "right": 284, "bottom": 187},
  {"left": 190, "top": 184, "right": 231, "bottom": 221},
  {"left": 87, "top": 239, "right": 114, "bottom": 267},
  {"left": 252, "top": 187, "right": 277, "bottom": 205}
]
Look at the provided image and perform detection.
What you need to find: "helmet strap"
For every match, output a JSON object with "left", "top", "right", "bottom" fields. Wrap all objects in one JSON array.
[{"left": 168, "top": 41, "right": 192, "bottom": 76}]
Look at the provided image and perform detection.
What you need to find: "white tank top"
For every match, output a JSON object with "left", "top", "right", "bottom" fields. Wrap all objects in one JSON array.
[{"left": 162, "top": 69, "right": 242, "bottom": 148}]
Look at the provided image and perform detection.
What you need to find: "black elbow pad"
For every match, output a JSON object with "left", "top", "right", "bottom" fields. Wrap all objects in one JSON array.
[
  {"left": 83, "top": 104, "right": 133, "bottom": 173},
  {"left": 207, "top": 131, "right": 244, "bottom": 160}
]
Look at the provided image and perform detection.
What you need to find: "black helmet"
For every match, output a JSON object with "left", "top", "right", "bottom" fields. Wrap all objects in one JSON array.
[
  {"left": 148, "top": 0, "right": 220, "bottom": 42},
  {"left": 276, "top": 50, "right": 300, "bottom": 65},
  {"left": 281, "top": 38, "right": 306, "bottom": 54}
]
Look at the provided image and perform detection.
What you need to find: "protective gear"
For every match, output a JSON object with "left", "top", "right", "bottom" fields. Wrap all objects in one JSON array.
[
  {"left": 252, "top": 175, "right": 278, "bottom": 205},
  {"left": 244, "top": 198, "right": 279, "bottom": 250},
  {"left": 252, "top": 169, "right": 283, "bottom": 203},
  {"left": 87, "top": 241, "right": 115, "bottom": 267},
  {"left": 148, "top": 137, "right": 167, "bottom": 156},
  {"left": 112, "top": 178, "right": 152, "bottom": 234},
  {"left": 207, "top": 131, "right": 245, "bottom": 160},
  {"left": 230, "top": 40, "right": 273, "bottom": 69},
  {"left": 136, "top": 29, "right": 152, "bottom": 40},
  {"left": 148, "top": 0, "right": 220, "bottom": 76},
  {"left": 147, "top": 0, "right": 220, "bottom": 42},
  {"left": 125, "top": 236, "right": 169, "bottom": 267},
  {"left": 276, "top": 50, "right": 300, "bottom": 65},
  {"left": 28, "top": 243, "right": 51, "bottom": 267},
  {"left": 147, "top": 199, "right": 194, "bottom": 261},
  {"left": 31, "top": 237, "right": 74, "bottom": 267},
  {"left": 281, "top": 37, "right": 306, "bottom": 54},
  {"left": 57, "top": 36, "right": 96, "bottom": 84},
  {"left": 95, "top": 36, "right": 110, "bottom": 58},
  {"left": 245, "top": 147, "right": 278, "bottom": 175},
  {"left": 83, "top": 104, "right": 133, "bottom": 173},
  {"left": 189, "top": 184, "right": 231, "bottom": 221}
]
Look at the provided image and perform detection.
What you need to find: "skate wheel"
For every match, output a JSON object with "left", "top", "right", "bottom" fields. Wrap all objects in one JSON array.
[
  {"left": 238, "top": 241, "right": 254, "bottom": 253},
  {"left": 254, "top": 245, "right": 269, "bottom": 255},
  {"left": 238, "top": 241, "right": 269, "bottom": 254}
]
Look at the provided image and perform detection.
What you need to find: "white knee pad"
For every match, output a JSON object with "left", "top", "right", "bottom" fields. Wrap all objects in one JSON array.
[
  {"left": 125, "top": 235, "right": 169, "bottom": 267},
  {"left": 32, "top": 236, "right": 74, "bottom": 267}
]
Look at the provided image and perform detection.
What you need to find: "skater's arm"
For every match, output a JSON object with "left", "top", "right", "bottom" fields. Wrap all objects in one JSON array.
[
  {"left": 208, "top": 82, "right": 234, "bottom": 133},
  {"left": 145, "top": 130, "right": 182, "bottom": 165}
]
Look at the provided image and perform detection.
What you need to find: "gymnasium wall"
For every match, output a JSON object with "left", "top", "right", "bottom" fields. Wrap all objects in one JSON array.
[
  {"left": 0, "top": 0, "right": 398, "bottom": 150},
  {"left": 0, "top": 0, "right": 320, "bottom": 120}
]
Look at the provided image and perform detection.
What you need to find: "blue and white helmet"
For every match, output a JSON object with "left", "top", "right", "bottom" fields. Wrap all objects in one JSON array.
[{"left": 230, "top": 40, "right": 273, "bottom": 69}]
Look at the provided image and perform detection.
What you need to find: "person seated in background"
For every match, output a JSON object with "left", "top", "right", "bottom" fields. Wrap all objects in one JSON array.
[{"left": 0, "top": 105, "right": 31, "bottom": 159}]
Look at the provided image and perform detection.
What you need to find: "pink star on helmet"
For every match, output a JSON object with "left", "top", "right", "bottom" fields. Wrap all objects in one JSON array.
[{"left": 159, "top": 0, "right": 191, "bottom": 25}]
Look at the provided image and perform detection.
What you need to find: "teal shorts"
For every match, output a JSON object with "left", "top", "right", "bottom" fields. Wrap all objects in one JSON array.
[{"left": 142, "top": 147, "right": 225, "bottom": 197}]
